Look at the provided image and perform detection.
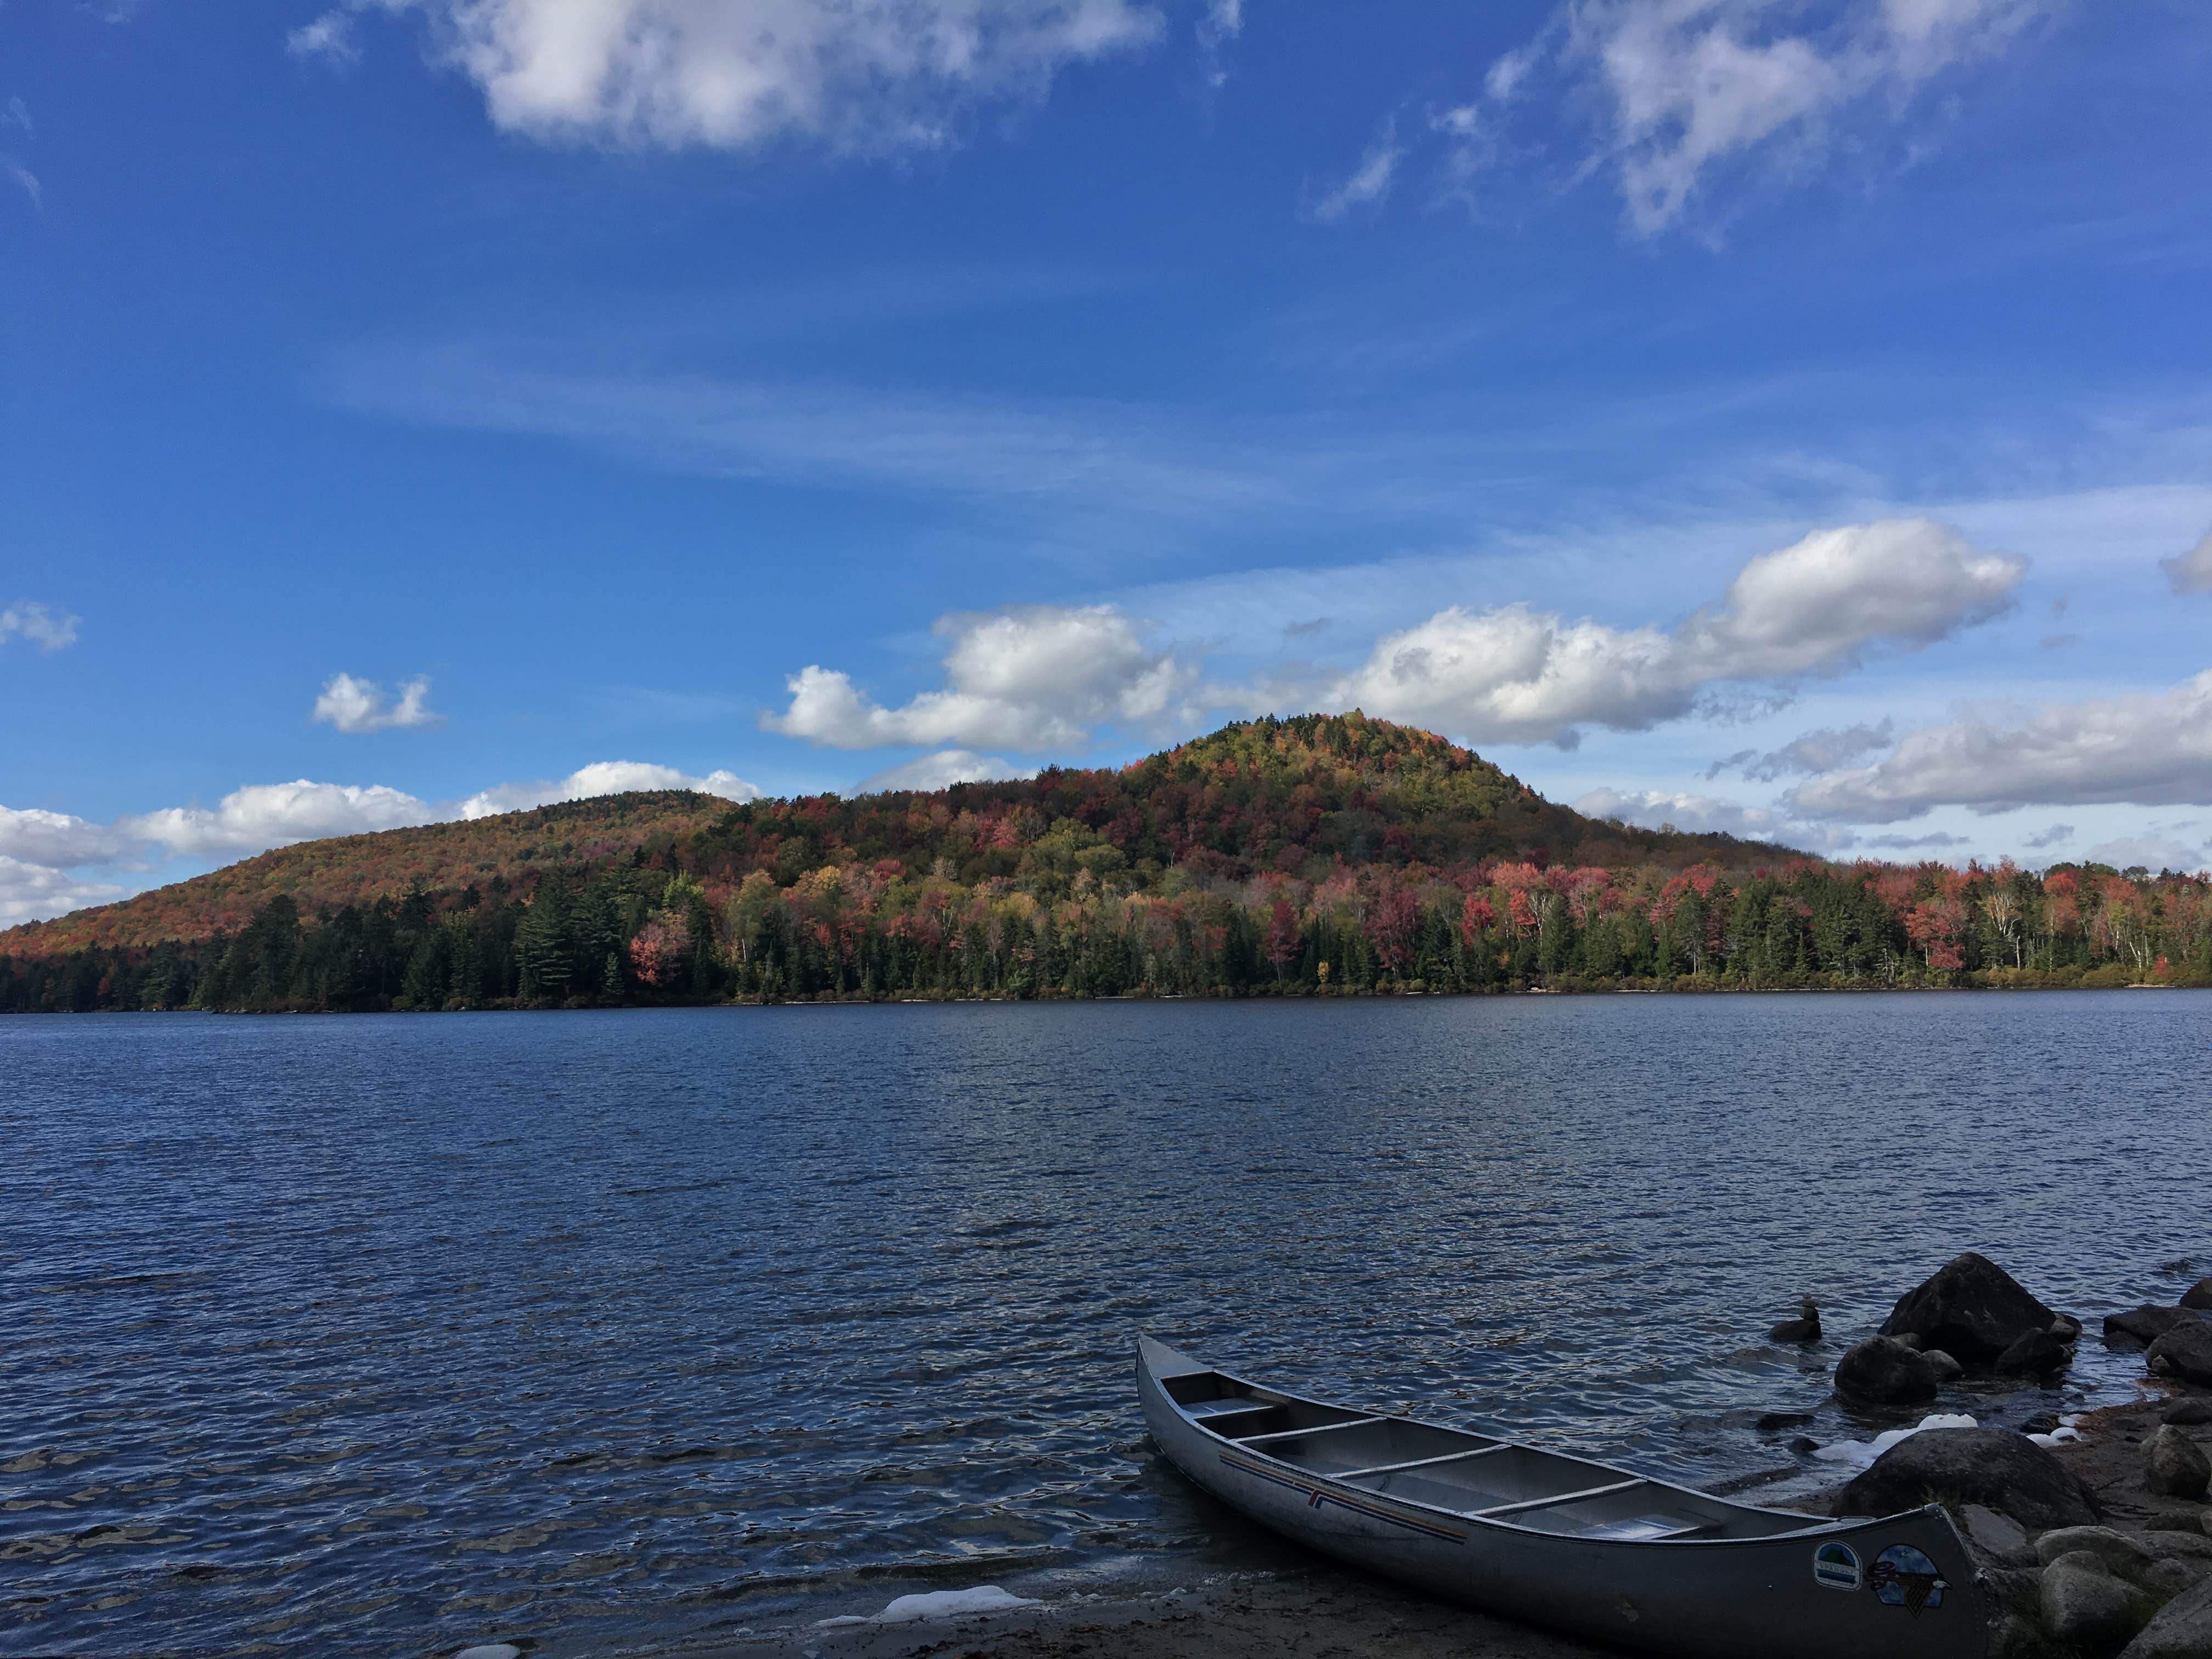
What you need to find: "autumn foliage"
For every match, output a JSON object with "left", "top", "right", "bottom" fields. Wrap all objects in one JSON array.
[{"left": 3, "top": 714, "right": 2208, "bottom": 1013}]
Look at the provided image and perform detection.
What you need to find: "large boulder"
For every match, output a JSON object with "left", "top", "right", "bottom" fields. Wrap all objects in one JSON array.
[
  {"left": 1830, "top": 1426, "right": 2101, "bottom": 1532},
  {"left": 1836, "top": 1335, "right": 1940, "bottom": 1404},
  {"left": 2043, "top": 1553, "right": 2157, "bottom": 1657},
  {"left": 1882, "top": 1252, "right": 2058, "bottom": 1363},
  {"left": 2109, "top": 1307, "right": 2204, "bottom": 1345},
  {"left": 2119, "top": 1576, "right": 2212, "bottom": 1659},
  {"left": 2183, "top": 1278, "right": 2212, "bottom": 1312},
  {"left": 2148, "top": 1426, "right": 2212, "bottom": 1501},
  {"left": 2151, "top": 1322, "right": 2212, "bottom": 1386}
]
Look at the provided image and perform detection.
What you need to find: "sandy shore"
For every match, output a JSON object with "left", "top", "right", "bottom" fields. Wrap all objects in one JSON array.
[{"left": 676, "top": 1565, "right": 1615, "bottom": 1659}]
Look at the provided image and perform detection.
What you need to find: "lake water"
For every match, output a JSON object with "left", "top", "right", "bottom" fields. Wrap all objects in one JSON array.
[{"left": 5, "top": 994, "right": 2209, "bottom": 1658}]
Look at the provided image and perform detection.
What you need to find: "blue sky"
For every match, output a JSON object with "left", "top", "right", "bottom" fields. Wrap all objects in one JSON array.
[{"left": 5, "top": 0, "right": 2212, "bottom": 923}]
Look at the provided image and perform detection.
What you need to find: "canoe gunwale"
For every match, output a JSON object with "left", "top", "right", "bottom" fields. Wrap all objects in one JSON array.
[{"left": 1139, "top": 1336, "right": 1934, "bottom": 1547}]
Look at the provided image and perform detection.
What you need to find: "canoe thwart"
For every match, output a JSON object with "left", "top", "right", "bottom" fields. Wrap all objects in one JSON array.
[
  {"left": 1334, "top": 1445, "right": 1511, "bottom": 1480},
  {"left": 1470, "top": 1477, "right": 1648, "bottom": 1519},
  {"left": 1237, "top": 1417, "right": 1388, "bottom": 1446}
]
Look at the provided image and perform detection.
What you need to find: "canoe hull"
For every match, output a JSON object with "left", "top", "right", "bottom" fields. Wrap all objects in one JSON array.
[{"left": 1139, "top": 1339, "right": 1987, "bottom": 1659}]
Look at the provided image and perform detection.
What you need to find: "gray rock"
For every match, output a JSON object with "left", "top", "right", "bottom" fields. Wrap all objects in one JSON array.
[
  {"left": 1965, "top": 1503, "right": 2035, "bottom": 1564},
  {"left": 2146, "top": 1559, "right": 2208, "bottom": 1600},
  {"left": 2153, "top": 1323, "right": 2212, "bottom": 1387},
  {"left": 2148, "top": 1533, "right": 2212, "bottom": 1562},
  {"left": 1835, "top": 1335, "right": 1940, "bottom": 1404},
  {"left": 2056, "top": 1313, "right": 2086, "bottom": 1340},
  {"left": 2110, "top": 1307, "right": 2204, "bottom": 1345},
  {"left": 454, "top": 1647, "right": 522, "bottom": 1659},
  {"left": 1999, "top": 1329, "right": 2074, "bottom": 1375},
  {"left": 1768, "top": 1296, "right": 1822, "bottom": 1343},
  {"left": 2149, "top": 1426, "right": 2212, "bottom": 1501},
  {"left": 2038, "top": 1526, "right": 2158, "bottom": 1574},
  {"left": 2043, "top": 1553, "right": 2155, "bottom": 1656},
  {"left": 2024, "top": 1411, "right": 2064, "bottom": 1437},
  {"left": 1832, "top": 1426, "right": 2100, "bottom": 1532},
  {"left": 1925, "top": 1348, "right": 1966, "bottom": 1381},
  {"left": 1882, "top": 1251, "right": 2060, "bottom": 1363},
  {"left": 2183, "top": 1278, "right": 2212, "bottom": 1313},
  {"left": 2118, "top": 1576, "right": 2212, "bottom": 1659},
  {"left": 1894, "top": 1331, "right": 1926, "bottom": 1350},
  {"left": 2168, "top": 1401, "right": 2212, "bottom": 1427}
]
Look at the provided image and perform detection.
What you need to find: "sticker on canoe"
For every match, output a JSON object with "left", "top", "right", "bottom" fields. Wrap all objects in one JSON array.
[
  {"left": 1812, "top": 1541, "right": 1862, "bottom": 1591},
  {"left": 1869, "top": 1544, "right": 1948, "bottom": 1615}
]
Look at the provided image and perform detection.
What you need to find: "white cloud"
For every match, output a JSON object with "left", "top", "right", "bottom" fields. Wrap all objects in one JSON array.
[
  {"left": 1480, "top": 0, "right": 2051, "bottom": 234},
  {"left": 1572, "top": 785, "right": 1792, "bottom": 840},
  {"left": 0, "top": 758, "right": 766, "bottom": 929},
  {"left": 1, "top": 157, "right": 36, "bottom": 211},
  {"left": 375, "top": 0, "right": 1163, "bottom": 153},
  {"left": 1786, "top": 669, "right": 2212, "bottom": 822},
  {"left": 311, "top": 672, "right": 442, "bottom": 733},
  {"left": 854, "top": 749, "right": 1037, "bottom": 793},
  {"left": 0, "top": 600, "right": 80, "bottom": 651},
  {"left": 1706, "top": 719, "right": 1894, "bottom": 781},
  {"left": 765, "top": 603, "right": 1201, "bottom": 752},
  {"left": 2, "top": 97, "right": 29, "bottom": 133},
  {"left": 0, "top": 806, "right": 136, "bottom": 869},
  {"left": 2080, "top": 833, "right": 2209, "bottom": 876},
  {"left": 1322, "top": 518, "right": 2021, "bottom": 746},
  {"left": 1311, "top": 119, "right": 1403, "bottom": 223},
  {"left": 120, "top": 781, "right": 439, "bottom": 858},
  {"left": 2022, "top": 823, "right": 2072, "bottom": 848},
  {"left": 0, "top": 857, "right": 130, "bottom": 930},
  {"left": 458, "top": 759, "right": 761, "bottom": 817},
  {"left": 1196, "top": 0, "right": 1240, "bottom": 85},
  {"left": 288, "top": 10, "right": 362, "bottom": 63},
  {"left": 2164, "top": 530, "right": 2212, "bottom": 596}
]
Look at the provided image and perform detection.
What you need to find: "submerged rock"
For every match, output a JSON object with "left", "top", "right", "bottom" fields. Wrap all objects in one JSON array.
[
  {"left": 2148, "top": 1426, "right": 2212, "bottom": 1501},
  {"left": 1769, "top": 1296, "right": 1822, "bottom": 1344},
  {"left": 1998, "top": 1329, "right": 2074, "bottom": 1376},
  {"left": 2150, "top": 1323, "right": 2212, "bottom": 1386},
  {"left": 1756, "top": 1409, "right": 1814, "bottom": 1430},
  {"left": 2119, "top": 1577, "right": 2212, "bottom": 1659},
  {"left": 1836, "top": 1336, "right": 1940, "bottom": 1404},
  {"left": 1882, "top": 1251, "right": 2058, "bottom": 1363},
  {"left": 1833, "top": 1427, "right": 2099, "bottom": 1531},
  {"left": 2109, "top": 1307, "right": 2202, "bottom": 1345}
]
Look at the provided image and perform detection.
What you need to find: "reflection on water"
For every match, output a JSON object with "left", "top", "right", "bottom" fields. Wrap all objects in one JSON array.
[{"left": 3, "top": 994, "right": 2207, "bottom": 1656}]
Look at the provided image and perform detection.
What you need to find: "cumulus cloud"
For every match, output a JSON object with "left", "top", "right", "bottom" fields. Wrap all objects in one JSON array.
[
  {"left": 0, "top": 600, "right": 80, "bottom": 651},
  {"left": 458, "top": 760, "right": 760, "bottom": 818},
  {"left": 1786, "top": 670, "right": 2212, "bottom": 823},
  {"left": 1323, "top": 518, "right": 2021, "bottom": 747},
  {"left": 0, "top": 806, "right": 137, "bottom": 869},
  {"left": 1572, "top": 785, "right": 1791, "bottom": 840},
  {"left": 1311, "top": 120, "right": 1404, "bottom": 222},
  {"left": 1459, "top": 0, "right": 2051, "bottom": 234},
  {"left": 366, "top": 0, "right": 1163, "bottom": 153},
  {"left": 0, "top": 857, "right": 130, "bottom": 930},
  {"left": 0, "top": 758, "right": 766, "bottom": 928},
  {"left": 853, "top": 749, "right": 1037, "bottom": 793},
  {"left": 2080, "top": 834, "right": 2208, "bottom": 875},
  {"left": 311, "top": 672, "right": 442, "bottom": 733},
  {"left": 119, "top": 781, "right": 439, "bottom": 859},
  {"left": 2164, "top": 530, "right": 2212, "bottom": 596},
  {"left": 765, "top": 603, "right": 1201, "bottom": 752},
  {"left": 1706, "top": 719, "right": 1894, "bottom": 781}
]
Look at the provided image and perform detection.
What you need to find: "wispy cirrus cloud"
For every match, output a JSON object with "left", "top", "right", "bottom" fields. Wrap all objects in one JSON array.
[
  {"left": 294, "top": 0, "right": 1164, "bottom": 153},
  {"left": 1310, "top": 119, "right": 1403, "bottom": 223},
  {"left": 0, "top": 601, "right": 80, "bottom": 651},
  {"left": 1417, "top": 0, "right": 2058, "bottom": 235},
  {"left": 2164, "top": 528, "right": 2212, "bottom": 595}
]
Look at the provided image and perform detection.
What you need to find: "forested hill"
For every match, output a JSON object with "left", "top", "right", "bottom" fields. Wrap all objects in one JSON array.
[
  {"left": 3, "top": 714, "right": 1768, "bottom": 961},
  {"left": 7, "top": 712, "right": 2207, "bottom": 1012}
]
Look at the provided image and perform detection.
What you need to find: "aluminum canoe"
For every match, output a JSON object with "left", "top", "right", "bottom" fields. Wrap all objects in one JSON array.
[{"left": 1138, "top": 1335, "right": 1988, "bottom": 1659}]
